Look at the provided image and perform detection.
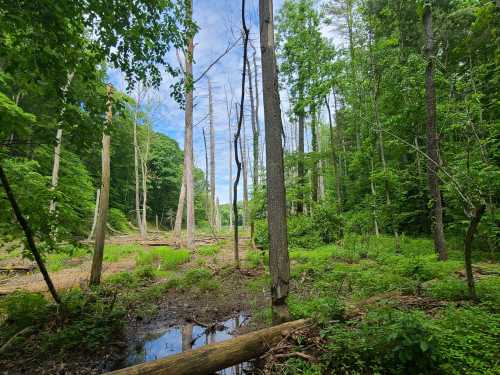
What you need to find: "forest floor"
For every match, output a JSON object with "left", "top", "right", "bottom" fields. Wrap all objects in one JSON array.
[
  {"left": 0, "top": 230, "right": 269, "bottom": 374},
  {"left": 0, "top": 233, "right": 499, "bottom": 374},
  {"left": 0, "top": 232, "right": 248, "bottom": 295}
]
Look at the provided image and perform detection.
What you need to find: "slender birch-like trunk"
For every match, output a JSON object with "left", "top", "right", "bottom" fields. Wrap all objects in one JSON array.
[
  {"left": 87, "top": 188, "right": 101, "bottom": 241},
  {"left": 89, "top": 84, "right": 113, "bottom": 286}
]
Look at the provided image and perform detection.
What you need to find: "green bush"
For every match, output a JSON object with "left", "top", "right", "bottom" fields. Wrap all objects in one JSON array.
[
  {"left": 323, "top": 309, "right": 439, "bottom": 374},
  {"left": 108, "top": 208, "right": 130, "bottom": 232},
  {"left": 0, "top": 291, "right": 49, "bottom": 331},
  {"left": 0, "top": 289, "right": 125, "bottom": 356},
  {"left": 246, "top": 249, "right": 268, "bottom": 268},
  {"left": 433, "top": 306, "right": 499, "bottom": 374},
  {"left": 255, "top": 216, "right": 324, "bottom": 250},
  {"left": 312, "top": 202, "right": 343, "bottom": 243}
]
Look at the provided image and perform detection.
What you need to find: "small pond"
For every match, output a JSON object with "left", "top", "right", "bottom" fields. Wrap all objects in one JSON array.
[{"left": 126, "top": 312, "right": 253, "bottom": 374}]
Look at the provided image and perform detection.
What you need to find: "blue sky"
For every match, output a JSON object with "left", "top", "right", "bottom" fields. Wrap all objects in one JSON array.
[{"left": 110, "top": 0, "right": 339, "bottom": 204}]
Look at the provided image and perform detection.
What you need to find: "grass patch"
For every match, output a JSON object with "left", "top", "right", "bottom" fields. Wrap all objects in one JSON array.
[
  {"left": 136, "top": 246, "right": 190, "bottom": 270},
  {"left": 46, "top": 245, "right": 89, "bottom": 271},
  {"left": 104, "top": 244, "right": 144, "bottom": 262},
  {"left": 197, "top": 243, "right": 220, "bottom": 257}
]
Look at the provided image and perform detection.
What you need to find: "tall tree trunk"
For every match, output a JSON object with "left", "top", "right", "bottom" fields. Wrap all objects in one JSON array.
[
  {"left": 370, "top": 158, "right": 380, "bottom": 237},
  {"left": 310, "top": 107, "right": 318, "bottom": 204},
  {"left": 464, "top": 205, "right": 485, "bottom": 301},
  {"left": 184, "top": 0, "right": 195, "bottom": 249},
  {"left": 49, "top": 70, "right": 75, "bottom": 215},
  {"left": 241, "top": 119, "right": 249, "bottom": 229},
  {"left": 203, "top": 127, "right": 210, "bottom": 223},
  {"left": 0, "top": 164, "right": 61, "bottom": 304},
  {"left": 259, "top": 0, "right": 290, "bottom": 324},
  {"left": 247, "top": 55, "right": 259, "bottom": 244},
  {"left": 297, "top": 109, "right": 305, "bottom": 214},
  {"left": 140, "top": 124, "right": 150, "bottom": 239},
  {"left": 89, "top": 84, "right": 113, "bottom": 286},
  {"left": 226, "top": 95, "right": 234, "bottom": 230},
  {"left": 174, "top": 174, "right": 186, "bottom": 241},
  {"left": 423, "top": 3, "right": 447, "bottom": 260},
  {"left": 325, "top": 96, "right": 342, "bottom": 213},
  {"left": 208, "top": 78, "right": 216, "bottom": 229},
  {"left": 133, "top": 93, "right": 144, "bottom": 239},
  {"left": 234, "top": 0, "right": 250, "bottom": 269}
]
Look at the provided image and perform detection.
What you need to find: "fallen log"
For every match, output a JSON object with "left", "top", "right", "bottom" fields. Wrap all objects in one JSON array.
[{"left": 109, "top": 319, "right": 309, "bottom": 375}]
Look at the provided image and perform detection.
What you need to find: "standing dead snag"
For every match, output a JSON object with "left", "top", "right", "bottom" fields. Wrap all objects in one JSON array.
[
  {"left": 89, "top": 84, "right": 113, "bottom": 286},
  {"left": 259, "top": 0, "right": 291, "bottom": 323},
  {"left": 233, "top": 0, "right": 250, "bottom": 270},
  {"left": 208, "top": 78, "right": 216, "bottom": 230},
  {"left": 0, "top": 164, "right": 61, "bottom": 304}
]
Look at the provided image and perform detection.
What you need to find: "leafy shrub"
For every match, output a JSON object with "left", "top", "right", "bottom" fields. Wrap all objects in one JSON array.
[
  {"left": 0, "top": 292, "right": 49, "bottom": 331},
  {"left": 289, "top": 295, "right": 344, "bottom": 323},
  {"left": 182, "top": 267, "right": 212, "bottom": 285},
  {"left": 255, "top": 216, "right": 324, "bottom": 250},
  {"left": 424, "top": 277, "right": 467, "bottom": 301},
  {"left": 433, "top": 306, "right": 499, "bottom": 374},
  {"left": 312, "top": 203, "right": 343, "bottom": 243},
  {"left": 107, "top": 208, "right": 130, "bottom": 232},
  {"left": 344, "top": 210, "right": 376, "bottom": 235},
  {"left": 323, "top": 309, "right": 439, "bottom": 374},
  {"left": 246, "top": 249, "right": 268, "bottom": 268},
  {"left": 0, "top": 289, "right": 125, "bottom": 356}
]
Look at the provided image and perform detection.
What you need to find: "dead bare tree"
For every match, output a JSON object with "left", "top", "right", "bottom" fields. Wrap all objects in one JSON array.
[{"left": 233, "top": 0, "right": 250, "bottom": 270}]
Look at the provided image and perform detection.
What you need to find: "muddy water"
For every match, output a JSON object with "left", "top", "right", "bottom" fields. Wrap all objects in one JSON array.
[{"left": 126, "top": 313, "right": 253, "bottom": 374}]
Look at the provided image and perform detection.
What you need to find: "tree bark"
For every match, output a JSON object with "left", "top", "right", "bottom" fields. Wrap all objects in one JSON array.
[
  {"left": 464, "top": 205, "right": 485, "bottom": 301},
  {"left": 423, "top": 3, "right": 447, "bottom": 260},
  {"left": 259, "top": 0, "right": 290, "bottom": 324},
  {"left": 0, "top": 164, "right": 61, "bottom": 303},
  {"left": 89, "top": 84, "right": 113, "bottom": 286},
  {"left": 109, "top": 319, "right": 308, "bottom": 375}
]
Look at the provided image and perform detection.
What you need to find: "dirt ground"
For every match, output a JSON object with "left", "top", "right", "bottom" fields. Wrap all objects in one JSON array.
[
  {"left": 0, "top": 232, "right": 265, "bottom": 374},
  {"left": 0, "top": 232, "right": 251, "bottom": 296}
]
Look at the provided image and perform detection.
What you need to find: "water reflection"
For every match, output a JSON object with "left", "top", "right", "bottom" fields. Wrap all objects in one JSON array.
[{"left": 127, "top": 313, "right": 252, "bottom": 374}]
